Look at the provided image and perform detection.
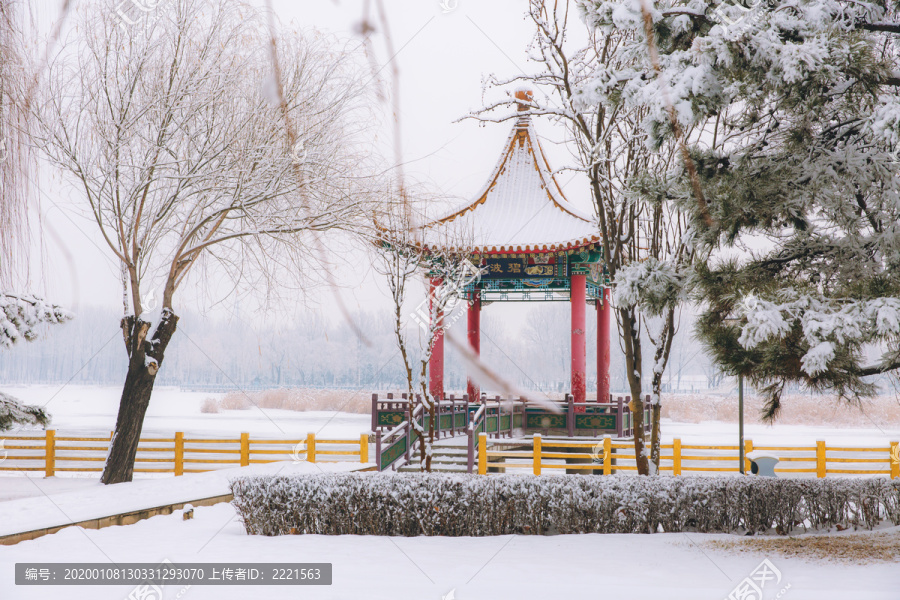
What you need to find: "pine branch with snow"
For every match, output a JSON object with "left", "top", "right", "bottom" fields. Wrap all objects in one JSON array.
[
  {"left": 576, "top": 0, "right": 900, "bottom": 413},
  {"left": 0, "top": 292, "right": 72, "bottom": 349},
  {"left": 0, "top": 391, "right": 50, "bottom": 431}
]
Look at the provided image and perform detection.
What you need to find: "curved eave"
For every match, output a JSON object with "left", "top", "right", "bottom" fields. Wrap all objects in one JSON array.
[{"left": 429, "top": 117, "right": 594, "bottom": 229}]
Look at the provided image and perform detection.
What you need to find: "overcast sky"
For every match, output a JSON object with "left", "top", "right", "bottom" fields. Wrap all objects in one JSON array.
[{"left": 27, "top": 0, "right": 595, "bottom": 328}]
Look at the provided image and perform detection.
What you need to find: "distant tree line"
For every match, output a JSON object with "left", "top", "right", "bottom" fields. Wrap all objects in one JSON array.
[{"left": 0, "top": 303, "right": 739, "bottom": 396}]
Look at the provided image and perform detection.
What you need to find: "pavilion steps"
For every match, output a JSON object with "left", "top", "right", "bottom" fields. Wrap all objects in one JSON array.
[
  {"left": 396, "top": 440, "right": 535, "bottom": 473},
  {"left": 397, "top": 447, "right": 470, "bottom": 473}
]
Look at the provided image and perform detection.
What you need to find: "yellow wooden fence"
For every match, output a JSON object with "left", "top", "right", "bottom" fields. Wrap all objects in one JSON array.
[
  {"left": 478, "top": 433, "right": 900, "bottom": 478},
  {"left": 0, "top": 430, "right": 370, "bottom": 476}
]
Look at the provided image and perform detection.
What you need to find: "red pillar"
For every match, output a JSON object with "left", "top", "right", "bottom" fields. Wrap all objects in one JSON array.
[
  {"left": 466, "top": 290, "right": 481, "bottom": 402},
  {"left": 570, "top": 274, "right": 586, "bottom": 409},
  {"left": 597, "top": 286, "right": 611, "bottom": 403},
  {"left": 429, "top": 278, "right": 444, "bottom": 401}
]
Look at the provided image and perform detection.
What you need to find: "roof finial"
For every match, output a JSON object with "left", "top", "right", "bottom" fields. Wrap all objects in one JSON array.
[{"left": 515, "top": 88, "right": 533, "bottom": 113}]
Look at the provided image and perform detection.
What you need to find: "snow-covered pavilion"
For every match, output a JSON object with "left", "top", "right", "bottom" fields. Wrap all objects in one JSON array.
[{"left": 421, "top": 89, "right": 612, "bottom": 407}]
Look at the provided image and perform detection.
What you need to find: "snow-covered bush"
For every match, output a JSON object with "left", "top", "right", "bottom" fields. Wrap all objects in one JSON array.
[
  {"left": 230, "top": 473, "right": 900, "bottom": 537},
  {"left": 0, "top": 391, "right": 50, "bottom": 431}
]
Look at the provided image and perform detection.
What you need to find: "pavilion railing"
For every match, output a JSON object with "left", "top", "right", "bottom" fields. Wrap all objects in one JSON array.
[
  {"left": 371, "top": 392, "right": 653, "bottom": 442},
  {"left": 374, "top": 403, "right": 424, "bottom": 472},
  {"left": 525, "top": 394, "right": 654, "bottom": 438},
  {"left": 466, "top": 397, "right": 527, "bottom": 472},
  {"left": 372, "top": 393, "right": 526, "bottom": 471},
  {"left": 371, "top": 393, "right": 470, "bottom": 441}
]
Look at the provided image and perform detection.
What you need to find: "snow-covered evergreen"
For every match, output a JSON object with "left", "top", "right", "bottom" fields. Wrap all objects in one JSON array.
[
  {"left": 0, "top": 391, "right": 49, "bottom": 431},
  {"left": 577, "top": 0, "right": 900, "bottom": 414}
]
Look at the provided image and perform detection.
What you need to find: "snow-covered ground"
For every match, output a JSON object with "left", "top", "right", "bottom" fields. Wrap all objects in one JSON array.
[
  {"left": 1, "top": 385, "right": 898, "bottom": 598},
  {"left": 4, "top": 384, "right": 897, "bottom": 444},
  {"left": 0, "top": 384, "right": 370, "bottom": 438},
  {"left": 661, "top": 419, "right": 900, "bottom": 447},
  {"left": 1, "top": 385, "right": 897, "bottom": 496},
  {"left": 1, "top": 498, "right": 896, "bottom": 599}
]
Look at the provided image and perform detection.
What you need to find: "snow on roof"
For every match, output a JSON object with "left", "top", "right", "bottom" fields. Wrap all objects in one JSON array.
[{"left": 422, "top": 110, "right": 600, "bottom": 254}]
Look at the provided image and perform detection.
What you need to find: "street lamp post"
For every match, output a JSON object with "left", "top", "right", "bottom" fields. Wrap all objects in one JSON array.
[
  {"left": 738, "top": 373, "right": 744, "bottom": 474},
  {"left": 724, "top": 316, "right": 746, "bottom": 475}
]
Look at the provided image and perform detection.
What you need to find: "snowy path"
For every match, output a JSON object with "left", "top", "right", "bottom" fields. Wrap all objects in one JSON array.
[
  {"left": 0, "top": 462, "right": 370, "bottom": 538},
  {"left": 1, "top": 500, "right": 896, "bottom": 599}
]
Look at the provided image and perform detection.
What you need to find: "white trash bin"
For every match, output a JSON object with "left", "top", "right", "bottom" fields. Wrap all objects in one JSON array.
[{"left": 746, "top": 451, "right": 779, "bottom": 477}]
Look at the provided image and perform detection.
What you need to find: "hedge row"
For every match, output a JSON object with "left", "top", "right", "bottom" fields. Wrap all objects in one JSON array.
[{"left": 230, "top": 473, "right": 900, "bottom": 536}]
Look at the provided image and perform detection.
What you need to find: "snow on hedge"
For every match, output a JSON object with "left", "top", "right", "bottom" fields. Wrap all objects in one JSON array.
[
  {"left": 0, "top": 292, "right": 72, "bottom": 349},
  {"left": 231, "top": 473, "right": 900, "bottom": 537}
]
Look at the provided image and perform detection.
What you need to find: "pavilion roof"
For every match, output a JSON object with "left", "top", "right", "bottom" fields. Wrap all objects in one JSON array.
[{"left": 421, "top": 92, "right": 600, "bottom": 255}]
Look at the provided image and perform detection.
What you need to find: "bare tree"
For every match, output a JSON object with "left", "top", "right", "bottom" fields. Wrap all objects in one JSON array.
[
  {"left": 374, "top": 199, "right": 481, "bottom": 471},
  {"left": 372, "top": 197, "right": 425, "bottom": 453},
  {"left": 34, "top": 0, "right": 376, "bottom": 483},
  {"left": 413, "top": 241, "right": 480, "bottom": 471}
]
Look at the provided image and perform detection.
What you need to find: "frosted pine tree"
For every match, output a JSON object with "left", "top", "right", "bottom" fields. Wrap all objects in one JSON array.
[{"left": 577, "top": 0, "right": 900, "bottom": 416}]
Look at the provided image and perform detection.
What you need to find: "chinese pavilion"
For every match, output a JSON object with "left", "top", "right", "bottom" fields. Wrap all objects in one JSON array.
[{"left": 421, "top": 89, "right": 611, "bottom": 406}]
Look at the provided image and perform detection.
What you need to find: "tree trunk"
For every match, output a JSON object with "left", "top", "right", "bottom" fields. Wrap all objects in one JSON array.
[
  {"left": 619, "top": 306, "right": 649, "bottom": 475},
  {"left": 101, "top": 310, "right": 178, "bottom": 484},
  {"left": 649, "top": 402, "right": 662, "bottom": 474},
  {"left": 425, "top": 395, "right": 436, "bottom": 472},
  {"left": 649, "top": 307, "right": 676, "bottom": 474}
]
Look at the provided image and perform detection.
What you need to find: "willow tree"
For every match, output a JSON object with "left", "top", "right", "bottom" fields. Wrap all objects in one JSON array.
[
  {"left": 1, "top": 1, "right": 71, "bottom": 429},
  {"left": 35, "top": 0, "right": 375, "bottom": 483}
]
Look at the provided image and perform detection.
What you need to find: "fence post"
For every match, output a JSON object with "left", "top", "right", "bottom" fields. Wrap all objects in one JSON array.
[
  {"left": 616, "top": 396, "right": 624, "bottom": 437},
  {"left": 375, "top": 430, "right": 382, "bottom": 471},
  {"left": 307, "top": 432, "right": 316, "bottom": 463},
  {"left": 645, "top": 394, "right": 652, "bottom": 433},
  {"left": 436, "top": 396, "right": 443, "bottom": 440},
  {"left": 467, "top": 429, "right": 474, "bottom": 473},
  {"left": 240, "top": 432, "right": 250, "bottom": 467},
  {"left": 450, "top": 395, "right": 456, "bottom": 437},
  {"left": 603, "top": 436, "right": 612, "bottom": 476},
  {"left": 371, "top": 393, "right": 378, "bottom": 433},
  {"left": 566, "top": 394, "right": 575, "bottom": 437},
  {"left": 478, "top": 432, "right": 487, "bottom": 475},
  {"left": 673, "top": 438, "right": 681, "bottom": 476},
  {"left": 744, "top": 439, "right": 753, "bottom": 474},
  {"left": 360, "top": 433, "right": 369, "bottom": 464},
  {"left": 890, "top": 441, "right": 898, "bottom": 479},
  {"left": 45, "top": 430, "right": 55, "bottom": 477},
  {"left": 533, "top": 433, "right": 542, "bottom": 476},
  {"left": 175, "top": 432, "right": 184, "bottom": 476},
  {"left": 816, "top": 440, "right": 826, "bottom": 478}
]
